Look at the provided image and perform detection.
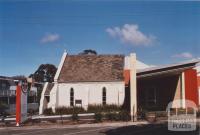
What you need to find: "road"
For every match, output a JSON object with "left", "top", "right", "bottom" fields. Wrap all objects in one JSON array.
[{"left": 0, "top": 123, "right": 199, "bottom": 135}]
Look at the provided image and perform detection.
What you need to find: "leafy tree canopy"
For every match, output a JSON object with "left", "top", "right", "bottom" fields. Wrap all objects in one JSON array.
[
  {"left": 29, "top": 64, "right": 57, "bottom": 83},
  {"left": 79, "top": 49, "right": 97, "bottom": 55}
]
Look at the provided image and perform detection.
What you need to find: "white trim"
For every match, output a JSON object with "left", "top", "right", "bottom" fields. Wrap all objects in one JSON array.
[
  {"left": 39, "top": 82, "right": 48, "bottom": 115},
  {"left": 54, "top": 51, "right": 67, "bottom": 82},
  {"left": 137, "top": 66, "right": 193, "bottom": 78},
  {"left": 138, "top": 59, "right": 200, "bottom": 73}
]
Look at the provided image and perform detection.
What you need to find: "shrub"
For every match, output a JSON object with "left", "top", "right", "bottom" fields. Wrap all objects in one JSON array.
[
  {"left": 71, "top": 112, "right": 79, "bottom": 121},
  {"left": 105, "top": 112, "right": 112, "bottom": 121},
  {"left": 43, "top": 108, "right": 54, "bottom": 115},
  {"left": 119, "top": 110, "right": 130, "bottom": 121},
  {"left": 55, "top": 106, "right": 85, "bottom": 115},
  {"left": 28, "top": 109, "right": 37, "bottom": 116},
  {"left": 55, "top": 107, "right": 68, "bottom": 115},
  {"left": 105, "top": 111, "right": 129, "bottom": 121},
  {"left": 87, "top": 104, "right": 122, "bottom": 113},
  {"left": 94, "top": 112, "right": 102, "bottom": 122},
  {"left": 137, "top": 108, "right": 147, "bottom": 120},
  {"left": 113, "top": 112, "right": 120, "bottom": 121},
  {"left": 87, "top": 105, "right": 103, "bottom": 113},
  {"left": 104, "top": 104, "right": 122, "bottom": 112},
  {"left": 105, "top": 112, "right": 119, "bottom": 121},
  {"left": 72, "top": 107, "right": 85, "bottom": 114}
]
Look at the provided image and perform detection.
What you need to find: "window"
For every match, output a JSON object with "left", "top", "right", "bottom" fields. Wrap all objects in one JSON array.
[
  {"left": 70, "top": 88, "right": 74, "bottom": 107},
  {"left": 102, "top": 87, "right": 106, "bottom": 105}
]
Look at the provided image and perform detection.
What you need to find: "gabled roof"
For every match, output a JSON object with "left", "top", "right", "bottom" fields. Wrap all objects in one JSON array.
[{"left": 58, "top": 54, "right": 125, "bottom": 82}]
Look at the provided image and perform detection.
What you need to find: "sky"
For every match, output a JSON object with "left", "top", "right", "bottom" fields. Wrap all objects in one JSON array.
[{"left": 0, "top": 1, "right": 200, "bottom": 77}]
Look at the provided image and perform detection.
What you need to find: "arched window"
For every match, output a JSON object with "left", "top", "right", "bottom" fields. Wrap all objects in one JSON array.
[
  {"left": 70, "top": 88, "right": 74, "bottom": 107},
  {"left": 102, "top": 87, "right": 106, "bottom": 105}
]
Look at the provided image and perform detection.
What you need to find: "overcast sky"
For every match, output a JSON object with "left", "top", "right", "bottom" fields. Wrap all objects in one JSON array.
[{"left": 0, "top": 1, "right": 200, "bottom": 76}]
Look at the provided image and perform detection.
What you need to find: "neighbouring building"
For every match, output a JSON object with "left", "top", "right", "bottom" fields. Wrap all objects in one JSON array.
[
  {"left": 0, "top": 76, "right": 41, "bottom": 114},
  {"left": 136, "top": 60, "right": 200, "bottom": 111}
]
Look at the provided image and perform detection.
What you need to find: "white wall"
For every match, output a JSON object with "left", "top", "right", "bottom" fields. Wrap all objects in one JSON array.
[
  {"left": 48, "top": 84, "right": 58, "bottom": 112},
  {"left": 48, "top": 82, "right": 125, "bottom": 110}
]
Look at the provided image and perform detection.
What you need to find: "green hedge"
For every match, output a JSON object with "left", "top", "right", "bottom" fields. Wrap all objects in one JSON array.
[
  {"left": 118, "top": 110, "right": 130, "bottom": 121},
  {"left": 44, "top": 105, "right": 130, "bottom": 122},
  {"left": 105, "top": 112, "right": 119, "bottom": 121},
  {"left": 45, "top": 105, "right": 123, "bottom": 115},
  {"left": 43, "top": 108, "right": 54, "bottom": 115},
  {"left": 55, "top": 106, "right": 85, "bottom": 115},
  {"left": 105, "top": 111, "right": 130, "bottom": 121},
  {"left": 94, "top": 112, "right": 103, "bottom": 122},
  {"left": 87, "top": 104, "right": 122, "bottom": 113}
]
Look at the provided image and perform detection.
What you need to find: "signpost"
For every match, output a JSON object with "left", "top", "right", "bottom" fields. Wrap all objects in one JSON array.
[{"left": 16, "top": 81, "right": 28, "bottom": 126}]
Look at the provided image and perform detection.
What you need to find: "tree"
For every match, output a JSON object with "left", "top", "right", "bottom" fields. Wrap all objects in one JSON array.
[
  {"left": 29, "top": 64, "right": 57, "bottom": 83},
  {"left": 79, "top": 49, "right": 97, "bottom": 55}
]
